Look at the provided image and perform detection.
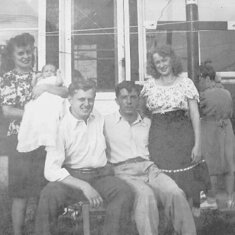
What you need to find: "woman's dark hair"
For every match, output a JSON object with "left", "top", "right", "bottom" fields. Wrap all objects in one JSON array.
[
  {"left": 198, "top": 60, "right": 216, "bottom": 81},
  {"left": 68, "top": 77, "right": 97, "bottom": 97},
  {"left": 150, "top": 44, "right": 183, "bottom": 78},
  {"left": 1, "top": 33, "right": 35, "bottom": 73}
]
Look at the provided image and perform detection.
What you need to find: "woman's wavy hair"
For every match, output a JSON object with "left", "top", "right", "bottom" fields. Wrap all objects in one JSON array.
[
  {"left": 198, "top": 60, "right": 216, "bottom": 81},
  {"left": 1, "top": 33, "right": 35, "bottom": 73},
  {"left": 149, "top": 44, "right": 183, "bottom": 78}
]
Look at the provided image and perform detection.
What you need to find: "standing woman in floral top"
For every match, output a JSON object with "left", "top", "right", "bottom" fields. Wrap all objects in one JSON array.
[
  {"left": 0, "top": 33, "right": 68, "bottom": 235},
  {"left": 141, "top": 44, "right": 206, "bottom": 215}
]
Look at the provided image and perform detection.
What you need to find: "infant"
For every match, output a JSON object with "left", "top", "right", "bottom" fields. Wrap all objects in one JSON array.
[
  {"left": 32, "top": 64, "right": 63, "bottom": 88},
  {"left": 17, "top": 64, "right": 65, "bottom": 152}
]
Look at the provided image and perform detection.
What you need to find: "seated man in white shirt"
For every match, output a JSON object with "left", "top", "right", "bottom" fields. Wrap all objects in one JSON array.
[
  {"left": 35, "top": 79, "right": 134, "bottom": 235},
  {"left": 104, "top": 81, "right": 196, "bottom": 235}
]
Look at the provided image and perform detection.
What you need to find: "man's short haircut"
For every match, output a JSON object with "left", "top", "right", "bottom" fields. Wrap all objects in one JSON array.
[
  {"left": 68, "top": 77, "right": 97, "bottom": 96},
  {"left": 115, "top": 81, "right": 141, "bottom": 97},
  {"left": 198, "top": 60, "right": 216, "bottom": 81}
]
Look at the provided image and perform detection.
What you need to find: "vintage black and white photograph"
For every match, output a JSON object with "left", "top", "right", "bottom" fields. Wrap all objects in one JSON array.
[{"left": 0, "top": 0, "right": 235, "bottom": 234}]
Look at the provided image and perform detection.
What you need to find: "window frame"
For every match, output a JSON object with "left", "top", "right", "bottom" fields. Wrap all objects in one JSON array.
[
  {"left": 57, "top": 0, "right": 142, "bottom": 94},
  {"left": 38, "top": 0, "right": 46, "bottom": 70},
  {"left": 41, "top": 0, "right": 235, "bottom": 89}
]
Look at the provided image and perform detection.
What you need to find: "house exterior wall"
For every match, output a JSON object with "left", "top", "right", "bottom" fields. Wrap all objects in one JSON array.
[
  {"left": 0, "top": 0, "right": 235, "bottom": 114},
  {"left": 1, "top": 0, "right": 235, "bottom": 188}
]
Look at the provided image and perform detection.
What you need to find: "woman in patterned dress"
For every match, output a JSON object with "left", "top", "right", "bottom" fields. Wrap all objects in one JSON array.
[
  {"left": 141, "top": 44, "right": 206, "bottom": 215},
  {"left": 0, "top": 33, "right": 68, "bottom": 235}
]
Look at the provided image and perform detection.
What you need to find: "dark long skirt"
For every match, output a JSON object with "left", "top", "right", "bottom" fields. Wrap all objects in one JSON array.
[
  {"left": 7, "top": 134, "right": 47, "bottom": 198},
  {"left": 149, "top": 110, "right": 210, "bottom": 208}
]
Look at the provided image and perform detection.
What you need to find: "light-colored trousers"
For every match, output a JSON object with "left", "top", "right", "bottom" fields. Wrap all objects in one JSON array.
[{"left": 114, "top": 161, "right": 196, "bottom": 235}]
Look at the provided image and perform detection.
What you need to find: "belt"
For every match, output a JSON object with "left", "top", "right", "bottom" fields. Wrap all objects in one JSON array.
[
  {"left": 160, "top": 159, "right": 206, "bottom": 173},
  {"left": 70, "top": 167, "right": 104, "bottom": 174},
  {"left": 202, "top": 117, "right": 230, "bottom": 128},
  {"left": 112, "top": 157, "right": 147, "bottom": 166},
  {"left": 202, "top": 116, "right": 229, "bottom": 121},
  {"left": 152, "top": 110, "right": 187, "bottom": 121}
]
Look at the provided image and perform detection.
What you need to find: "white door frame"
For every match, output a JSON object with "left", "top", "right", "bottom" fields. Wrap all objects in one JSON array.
[
  {"left": 137, "top": 0, "right": 146, "bottom": 81},
  {"left": 38, "top": 0, "right": 46, "bottom": 71},
  {"left": 59, "top": 0, "right": 72, "bottom": 86}
]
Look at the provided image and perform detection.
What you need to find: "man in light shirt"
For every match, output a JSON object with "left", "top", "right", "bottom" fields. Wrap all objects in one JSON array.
[
  {"left": 35, "top": 79, "right": 134, "bottom": 235},
  {"left": 104, "top": 81, "right": 196, "bottom": 235}
]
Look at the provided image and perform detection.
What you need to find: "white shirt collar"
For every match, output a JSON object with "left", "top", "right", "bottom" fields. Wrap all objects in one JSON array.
[
  {"left": 114, "top": 111, "right": 146, "bottom": 126},
  {"left": 67, "top": 108, "right": 95, "bottom": 129}
]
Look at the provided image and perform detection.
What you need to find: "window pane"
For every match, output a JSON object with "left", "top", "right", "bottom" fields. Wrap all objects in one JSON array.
[
  {"left": 46, "top": 0, "right": 59, "bottom": 69},
  {"left": 198, "top": 1, "right": 235, "bottom": 73},
  {"left": 200, "top": 31, "right": 235, "bottom": 72},
  {"left": 72, "top": 0, "right": 115, "bottom": 91},
  {"left": 129, "top": 0, "right": 139, "bottom": 82}
]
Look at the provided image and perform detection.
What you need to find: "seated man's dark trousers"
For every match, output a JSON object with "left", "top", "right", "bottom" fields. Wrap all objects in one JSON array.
[{"left": 34, "top": 165, "right": 134, "bottom": 235}]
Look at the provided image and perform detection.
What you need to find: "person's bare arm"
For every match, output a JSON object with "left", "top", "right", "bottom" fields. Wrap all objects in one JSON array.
[
  {"left": 138, "top": 96, "right": 152, "bottom": 118},
  {"left": 32, "top": 84, "right": 68, "bottom": 99},
  {"left": 188, "top": 99, "right": 201, "bottom": 163},
  {"left": 31, "top": 73, "right": 42, "bottom": 87},
  {"left": 61, "top": 176, "right": 103, "bottom": 208},
  {"left": 55, "top": 69, "right": 64, "bottom": 86}
]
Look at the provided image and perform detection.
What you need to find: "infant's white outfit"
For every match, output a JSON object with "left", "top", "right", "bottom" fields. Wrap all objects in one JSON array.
[{"left": 17, "top": 76, "right": 65, "bottom": 152}]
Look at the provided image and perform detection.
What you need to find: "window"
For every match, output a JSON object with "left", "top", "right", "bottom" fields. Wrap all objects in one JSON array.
[
  {"left": 200, "top": 31, "right": 235, "bottom": 73},
  {"left": 46, "top": 0, "right": 59, "bottom": 69},
  {"left": 198, "top": 0, "right": 235, "bottom": 76},
  {"left": 71, "top": 0, "right": 116, "bottom": 91},
  {"left": 129, "top": 0, "right": 139, "bottom": 82}
]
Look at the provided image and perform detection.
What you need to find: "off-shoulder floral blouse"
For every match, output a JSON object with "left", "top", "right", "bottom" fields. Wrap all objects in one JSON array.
[
  {"left": 0, "top": 70, "right": 34, "bottom": 136},
  {"left": 141, "top": 76, "right": 199, "bottom": 114}
]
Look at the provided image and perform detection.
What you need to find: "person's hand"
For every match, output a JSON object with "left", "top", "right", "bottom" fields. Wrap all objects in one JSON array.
[
  {"left": 31, "top": 84, "right": 47, "bottom": 99},
  {"left": 191, "top": 145, "right": 202, "bottom": 164},
  {"left": 56, "top": 69, "right": 62, "bottom": 77},
  {"left": 81, "top": 183, "right": 103, "bottom": 208},
  {"left": 56, "top": 69, "right": 63, "bottom": 86},
  {"left": 35, "top": 72, "right": 42, "bottom": 79}
]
